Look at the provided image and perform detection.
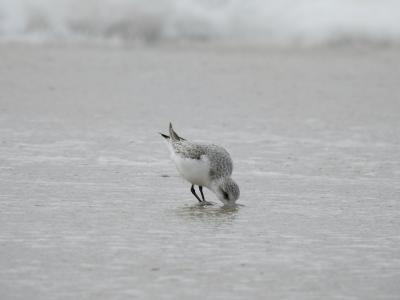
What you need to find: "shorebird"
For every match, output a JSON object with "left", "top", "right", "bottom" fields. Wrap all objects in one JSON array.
[{"left": 160, "top": 123, "right": 240, "bottom": 205}]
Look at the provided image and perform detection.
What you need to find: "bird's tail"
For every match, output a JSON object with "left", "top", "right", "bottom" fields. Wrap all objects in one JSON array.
[
  {"left": 159, "top": 132, "right": 170, "bottom": 139},
  {"left": 168, "top": 123, "right": 185, "bottom": 141}
]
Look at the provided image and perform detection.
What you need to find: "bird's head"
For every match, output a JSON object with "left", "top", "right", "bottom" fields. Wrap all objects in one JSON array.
[{"left": 212, "top": 177, "right": 240, "bottom": 205}]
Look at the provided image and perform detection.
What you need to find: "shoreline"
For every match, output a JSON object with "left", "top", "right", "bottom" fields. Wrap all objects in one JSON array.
[{"left": 0, "top": 42, "right": 399, "bottom": 300}]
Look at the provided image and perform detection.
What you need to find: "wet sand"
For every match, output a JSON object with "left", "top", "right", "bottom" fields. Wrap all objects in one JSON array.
[{"left": 0, "top": 43, "right": 399, "bottom": 299}]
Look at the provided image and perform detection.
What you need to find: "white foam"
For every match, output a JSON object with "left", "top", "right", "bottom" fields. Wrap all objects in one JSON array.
[{"left": 1, "top": 0, "right": 400, "bottom": 45}]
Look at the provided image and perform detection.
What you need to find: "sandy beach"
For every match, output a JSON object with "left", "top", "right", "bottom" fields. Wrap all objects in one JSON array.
[{"left": 0, "top": 43, "right": 399, "bottom": 299}]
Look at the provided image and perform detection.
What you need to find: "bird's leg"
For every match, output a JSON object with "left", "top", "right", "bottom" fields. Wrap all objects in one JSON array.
[
  {"left": 199, "top": 186, "right": 206, "bottom": 202},
  {"left": 191, "top": 185, "right": 202, "bottom": 202}
]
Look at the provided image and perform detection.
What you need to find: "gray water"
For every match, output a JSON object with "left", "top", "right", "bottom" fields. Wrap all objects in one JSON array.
[{"left": 0, "top": 44, "right": 399, "bottom": 299}]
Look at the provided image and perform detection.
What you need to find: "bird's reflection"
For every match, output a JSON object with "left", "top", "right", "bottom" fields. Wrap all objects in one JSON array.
[{"left": 173, "top": 201, "right": 244, "bottom": 226}]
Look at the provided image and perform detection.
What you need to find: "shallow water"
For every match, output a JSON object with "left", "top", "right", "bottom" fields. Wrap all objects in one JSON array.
[{"left": 0, "top": 44, "right": 399, "bottom": 299}]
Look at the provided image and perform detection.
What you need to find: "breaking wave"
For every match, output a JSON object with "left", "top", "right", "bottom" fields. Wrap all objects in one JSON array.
[{"left": 1, "top": 0, "right": 400, "bottom": 45}]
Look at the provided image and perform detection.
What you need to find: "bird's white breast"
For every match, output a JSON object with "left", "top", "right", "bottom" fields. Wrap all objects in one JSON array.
[{"left": 171, "top": 152, "right": 211, "bottom": 187}]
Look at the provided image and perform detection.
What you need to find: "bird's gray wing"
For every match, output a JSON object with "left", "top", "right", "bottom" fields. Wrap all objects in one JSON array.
[
  {"left": 172, "top": 141, "right": 233, "bottom": 179},
  {"left": 172, "top": 141, "right": 208, "bottom": 160},
  {"left": 206, "top": 145, "right": 233, "bottom": 179}
]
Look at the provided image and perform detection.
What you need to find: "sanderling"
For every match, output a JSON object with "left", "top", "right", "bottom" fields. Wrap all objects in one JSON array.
[{"left": 160, "top": 123, "right": 240, "bottom": 205}]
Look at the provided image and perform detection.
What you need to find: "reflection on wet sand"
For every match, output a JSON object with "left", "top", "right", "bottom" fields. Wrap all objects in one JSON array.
[{"left": 173, "top": 202, "right": 244, "bottom": 226}]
